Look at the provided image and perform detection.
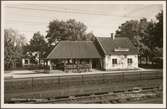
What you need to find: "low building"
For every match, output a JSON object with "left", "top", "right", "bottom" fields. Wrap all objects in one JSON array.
[
  {"left": 22, "top": 51, "right": 47, "bottom": 69},
  {"left": 47, "top": 41, "right": 102, "bottom": 72},
  {"left": 22, "top": 58, "right": 31, "bottom": 67},
  {"left": 47, "top": 35, "right": 138, "bottom": 72},
  {"left": 95, "top": 35, "right": 138, "bottom": 70}
]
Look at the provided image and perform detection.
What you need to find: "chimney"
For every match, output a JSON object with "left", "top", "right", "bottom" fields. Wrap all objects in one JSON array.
[{"left": 111, "top": 33, "right": 115, "bottom": 40}]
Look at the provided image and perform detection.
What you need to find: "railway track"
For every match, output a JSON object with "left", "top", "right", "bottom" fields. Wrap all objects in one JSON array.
[{"left": 7, "top": 86, "right": 162, "bottom": 104}]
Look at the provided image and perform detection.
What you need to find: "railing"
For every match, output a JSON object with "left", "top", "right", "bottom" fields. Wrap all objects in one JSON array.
[
  {"left": 64, "top": 64, "right": 91, "bottom": 73},
  {"left": 23, "top": 64, "right": 50, "bottom": 70}
]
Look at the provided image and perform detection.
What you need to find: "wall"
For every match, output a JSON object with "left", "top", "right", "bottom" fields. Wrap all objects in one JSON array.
[
  {"left": 5, "top": 71, "right": 162, "bottom": 102},
  {"left": 103, "top": 55, "right": 138, "bottom": 70}
]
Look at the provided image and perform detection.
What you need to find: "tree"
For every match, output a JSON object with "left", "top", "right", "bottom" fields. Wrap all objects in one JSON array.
[
  {"left": 46, "top": 19, "right": 94, "bottom": 45},
  {"left": 115, "top": 20, "right": 139, "bottom": 42},
  {"left": 115, "top": 18, "right": 154, "bottom": 64},
  {"left": 26, "top": 32, "right": 48, "bottom": 64},
  {"left": 115, "top": 19, "right": 146, "bottom": 58},
  {"left": 154, "top": 11, "right": 163, "bottom": 48},
  {"left": 143, "top": 11, "right": 163, "bottom": 64},
  {"left": 115, "top": 11, "right": 163, "bottom": 65},
  {"left": 4, "top": 28, "right": 27, "bottom": 70},
  {"left": 85, "top": 32, "right": 96, "bottom": 41}
]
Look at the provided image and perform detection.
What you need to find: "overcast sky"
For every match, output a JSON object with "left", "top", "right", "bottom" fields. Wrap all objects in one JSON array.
[{"left": 3, "top": 2, "right": 163, "bottom": 41}]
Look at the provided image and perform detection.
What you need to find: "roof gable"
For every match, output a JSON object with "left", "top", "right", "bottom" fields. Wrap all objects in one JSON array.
[
  {"left": 47, "top": 41, "right": 101, "bottom": 59},
  {"left": 96, "top": 37, "right": 138, "bottom": 55}
]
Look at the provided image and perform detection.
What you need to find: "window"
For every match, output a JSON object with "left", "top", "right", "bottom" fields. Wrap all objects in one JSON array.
[
  {"left": 112, "top": 59, "right": 117, "bottom": 64},
  {"left": 128, "top": 58, "right": 133, "bottom": 64},
  {"left": 114, "top": 47, "right": 129, "bottom": 52},
  {"left": 25, "top": 59, "right": 28, "bottom": 64}
]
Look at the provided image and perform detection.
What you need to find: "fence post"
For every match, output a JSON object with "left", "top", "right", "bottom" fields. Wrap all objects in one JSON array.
[
  {"left": 32, "top": 77, "right": 33, "bottom": 91},
  {"left": 156, "top": 71, "right": 159, "bottom": 79},
  {"left": 155, "top": 71, "right": 158, "bottom": 79},
  {"left": 81, "top": 75, "right": 84, "bottom": 85},
  {"left": 122, "top": 72, "right": 124, "bottom": 81},
  {"left": 58, "top": 76, "right": 60, "bottom": 87},
  {"left": 102, "top": 73, "right": 105, "bottom": 84},
  {"left": 140, "top": 72, "right": 142, "bottom": 80},
  {"left": 160, "top": 70, "right": 163, "bottom": 79}
]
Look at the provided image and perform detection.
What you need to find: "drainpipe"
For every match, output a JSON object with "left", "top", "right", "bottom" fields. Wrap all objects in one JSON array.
[
  {"left": 111, "top": 33, "right": 115, "bottom": 40},
  {"left": 48, "top": 60, "right": 52, "bottom": 70}
]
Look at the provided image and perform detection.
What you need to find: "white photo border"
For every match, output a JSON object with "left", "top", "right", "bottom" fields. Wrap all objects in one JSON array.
[{"left": 1, "top": 1, "right": 166, "bottom": 108}]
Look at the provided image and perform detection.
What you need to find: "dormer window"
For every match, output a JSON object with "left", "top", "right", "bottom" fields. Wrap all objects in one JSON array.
[{"left": 114, "top": 47, "right": 129, "bottom": 52}]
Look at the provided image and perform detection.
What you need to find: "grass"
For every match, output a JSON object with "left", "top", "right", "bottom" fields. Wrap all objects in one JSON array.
[
  {"left": 139, "top": 64, "right": 163, "bottom": 69},
  {"left": 126, "top": 96, "right": 163, "bottom": 104}
]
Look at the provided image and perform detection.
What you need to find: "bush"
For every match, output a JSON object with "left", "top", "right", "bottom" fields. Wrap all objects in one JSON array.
[
  {"left": 23, "top": 64, "right": 50, "bottom": 70},
  {"left": 139, "top": 64, "right": 162, "bottom": 69}
]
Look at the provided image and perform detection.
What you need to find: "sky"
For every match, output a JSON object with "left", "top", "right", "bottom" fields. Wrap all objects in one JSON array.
[{"left": 3, "top": 2, "right": 163, "bottom": 42}]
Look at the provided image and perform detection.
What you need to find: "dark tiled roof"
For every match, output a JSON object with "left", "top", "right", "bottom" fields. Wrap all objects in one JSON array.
[
  {"left": 47, "top": 41, "right": 101, "bottom": 59},
  {"left": 96, "top": 37, "right": 138, "bottom": 55}
]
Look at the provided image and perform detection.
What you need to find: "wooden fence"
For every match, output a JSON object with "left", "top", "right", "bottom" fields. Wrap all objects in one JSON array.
[
  {"left": 64, "top": 64, "right": 91, "bottom": 73},
  {"left": 4, "top": 70, "right": 163, "bottom": 102},
  {"left": 5, "top": 70, "right": 162, "bottom": 94}
]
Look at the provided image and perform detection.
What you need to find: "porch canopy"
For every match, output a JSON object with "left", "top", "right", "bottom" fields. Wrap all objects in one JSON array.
[
  {"left": 47, "top": 41, "right": 101, "bottom": 59},
  {"left": 47, "top": 41, "right": 101, "bottom": 72}
]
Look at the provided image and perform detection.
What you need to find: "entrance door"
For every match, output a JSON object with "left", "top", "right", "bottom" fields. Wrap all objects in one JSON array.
[{"left": 92, "top": 59, "right": 100, "bottom": 69}]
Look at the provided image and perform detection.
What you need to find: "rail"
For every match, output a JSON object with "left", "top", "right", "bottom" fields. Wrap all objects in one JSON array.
[{"left": 6, "top": 85, "right": 162, "bottom": 104}]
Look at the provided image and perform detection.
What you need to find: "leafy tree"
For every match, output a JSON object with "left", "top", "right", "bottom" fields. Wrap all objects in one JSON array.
[
  {"left": 25, "top": 32, "right": 48, "bottom": 64},
  {"left": 4, "top": 28, "right": 27, "bottom": 70},
  {"left": 115, "top": 19, "right": 146, "bottom": 63},
  {"left": 115, "top": 20, "right": 139, "bottom": 42},
  {"left": 143, "top": 11, "right": 163, "bottom": 64},
  {"left": 115, "top": 11, "right": 163, "bottom": 65},
  {"left": 115, "top": 18, "right": 154, "bottom": 64},
  {"left": 154, "top": 11, "right": 163, "bottom": 48},
  {"left": 142, "top": 11, "right": 163, "bottom": 55},
  {"left": 46, "top": 19, "right": 94, "bottom": 45},
  {"left": 85, "top": 32, "right": 96, "bottom": 41}
]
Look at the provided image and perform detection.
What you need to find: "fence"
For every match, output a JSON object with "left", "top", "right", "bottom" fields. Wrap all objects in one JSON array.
[
  {"left": 5, "top": 70, "right": 162, "bottom": 94},
  {"left": 23, "top": 64, "right": 50, "bottom": 70},
  {"left": 64, "top": 64, "right": 91, "bottom": 73}
]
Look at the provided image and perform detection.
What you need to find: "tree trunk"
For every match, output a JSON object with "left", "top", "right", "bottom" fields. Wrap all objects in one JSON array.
[
  {"left": 145, "top": 56, "right": 148, "bottom": 65},
  {"left": 151, "top": 57, "right": 154, "bottom": 65},
  {"left": 139, "top": 56, "right": 142, "bottom": 64},
  {"left": 12, "top": 62, "right": 15, "bottom": 69}
]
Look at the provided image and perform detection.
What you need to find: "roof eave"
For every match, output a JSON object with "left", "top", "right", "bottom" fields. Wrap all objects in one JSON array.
[{"left": 95, "top": 37, "right": 107, "bottom": 55}]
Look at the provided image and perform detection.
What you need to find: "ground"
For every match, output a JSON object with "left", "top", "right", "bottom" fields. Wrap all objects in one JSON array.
[
  {"left": 4, "top": 68, "right": 163, "bottom": 104},
  {"left": 4, "top": 68, "right": 162, "bottom": 79},
  {"left": 5, "top": 79, "right": 163, "bottom": 104}
]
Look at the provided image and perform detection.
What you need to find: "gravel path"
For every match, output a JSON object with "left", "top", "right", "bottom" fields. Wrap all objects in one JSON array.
[{"left": 4, "top": 68, "right": 162, "bottom": 79}]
